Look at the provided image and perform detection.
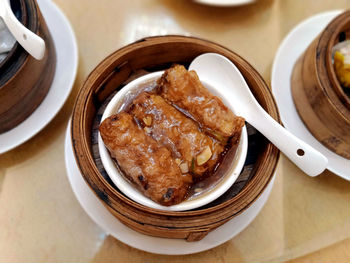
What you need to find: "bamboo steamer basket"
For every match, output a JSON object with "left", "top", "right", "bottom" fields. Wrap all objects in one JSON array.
[
  {"left": 0, "top": 0, "right": 56, "bottom": 133},
  {"left": 292, "top": 11, "right": 350, "bottom": 159},
  {"left": 71, "top": 36, "right": 280, "bottom": 242}
]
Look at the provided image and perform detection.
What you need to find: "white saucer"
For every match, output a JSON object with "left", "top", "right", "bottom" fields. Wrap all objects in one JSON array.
[
  {"left": 0, "top": 0, "right": 78, "bottom": 154},
  {"left": 64, "top": 121, "right": 276, "bottom": 255},
  {"left": 271, "top": 10, "right": 350, "bottom": 180},
  {"left": 194, "top": 0, "right": 255, "bottom": 7}
]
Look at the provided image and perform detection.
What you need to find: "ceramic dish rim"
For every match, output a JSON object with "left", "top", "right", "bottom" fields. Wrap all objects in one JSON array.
[{"left": 98, "top": 70, "right": 248, "bottom": 211}]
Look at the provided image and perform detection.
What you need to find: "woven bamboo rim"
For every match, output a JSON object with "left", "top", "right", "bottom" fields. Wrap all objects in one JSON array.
[
  {"left": 72, "top": 36, "right": 280, "bottom": 241},
  {"left": 292, "top": 11, "right": 350, "bottom": 159}
]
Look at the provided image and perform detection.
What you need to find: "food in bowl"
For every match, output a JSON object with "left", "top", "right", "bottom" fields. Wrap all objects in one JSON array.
[
  {"left": 73, "top": 36, "right": 278, "bottom": 239},
  {"left": 99, "top": 65, "right": 245, "bottom": 206},
  {"left": 333, "top": 40, "right": 350, "bottom": 90},
  {"left": 158, "top": 65, "right": 243, "bottom": 139},
  {"left": 99, "top": 112, "right": 192, "bottom": 206},
  {"left": 130, "top": 93, "right": 225, "bottom": 177}
]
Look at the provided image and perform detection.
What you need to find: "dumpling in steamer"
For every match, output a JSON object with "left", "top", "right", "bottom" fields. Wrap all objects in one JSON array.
[{"left": 333, "top": 40, "right": 350, "bottom": 88}]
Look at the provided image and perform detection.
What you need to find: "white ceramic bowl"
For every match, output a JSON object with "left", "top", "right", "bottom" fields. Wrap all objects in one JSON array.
[{"left": 98, "top": 71, "right": 248, "bottom": 211}]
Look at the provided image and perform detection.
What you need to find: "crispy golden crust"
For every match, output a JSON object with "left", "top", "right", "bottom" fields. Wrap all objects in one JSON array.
[
  {"left": 99, "top": 112, "right": 192, "bottom": 206},
  {"left": 131, "top": 92, "right": 224, "bottom": 177},
  {"left": 158, "top": 64, "right": 245, "bottom": 137}
]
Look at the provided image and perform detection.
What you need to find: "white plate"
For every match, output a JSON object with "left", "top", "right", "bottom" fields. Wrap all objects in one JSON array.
[
  {"left": 271, "top": 10, "right": 350, "bottom": 180},
  {"left": 194, "top": 0, "right": 255, "bottom": 7},
  {"left": 65, "top": 121, "right": 275, "bottom": 255},
  {"left": 0, "top": 0, "right": 78, "bottom": 154}
]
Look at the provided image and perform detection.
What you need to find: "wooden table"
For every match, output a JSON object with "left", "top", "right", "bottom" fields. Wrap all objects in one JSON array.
[{"left": 1, "top": 0, "right": 350, "bottom": 262}]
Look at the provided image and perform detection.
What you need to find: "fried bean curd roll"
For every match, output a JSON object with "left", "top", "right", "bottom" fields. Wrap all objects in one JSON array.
[
  {"left": 158, "top": 64, "right": 245, "bottom": 140},
  {"left": 130, "top": 92, "right": 225, "bottom": 178},
  {"left": 99, "top": 112, "right": 192, "bottom": 206}
]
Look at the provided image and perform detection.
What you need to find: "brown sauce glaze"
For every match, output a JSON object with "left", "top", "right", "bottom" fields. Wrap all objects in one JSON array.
[{"left": 130, "top": 92, "right": 225, "bottom": 178}]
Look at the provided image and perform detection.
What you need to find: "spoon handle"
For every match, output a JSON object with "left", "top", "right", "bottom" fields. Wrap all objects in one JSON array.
[
  {"left": 3, "top": 0, "right": 45, "bottom": 60},
  {"left": 248, "top": 109, "right": 328, "bottom": 177}
]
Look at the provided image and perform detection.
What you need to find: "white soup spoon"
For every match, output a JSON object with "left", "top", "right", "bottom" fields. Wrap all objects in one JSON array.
[{"left": 189, "top": 53, "right": 328, "bottom": 177}]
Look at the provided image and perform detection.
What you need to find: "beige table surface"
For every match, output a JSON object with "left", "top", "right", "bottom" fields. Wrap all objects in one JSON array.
[{"left": 1, "top": 0, "right": 350, "bottom": 262}]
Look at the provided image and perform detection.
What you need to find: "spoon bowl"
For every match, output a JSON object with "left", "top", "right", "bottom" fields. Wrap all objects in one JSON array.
[{"left": 189, "top": 53, "right": 328, "bottom": 177}]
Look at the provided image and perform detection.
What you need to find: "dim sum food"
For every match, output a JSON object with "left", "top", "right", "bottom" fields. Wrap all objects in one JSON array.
[
  {"left": 99, "top": 65, "right": 245, "bottom": 206},
  {"left": 131, "top": 92, "right": 225, "bottom": 177},
  {"left": 99, "top": 112, "right": 192, "bottom": 206},
  {"left": 333, "top": 40, "right": 350, "bottom": 89},
  {"left": 158, "top": 65, "right": 245, "bottom": 138}
]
